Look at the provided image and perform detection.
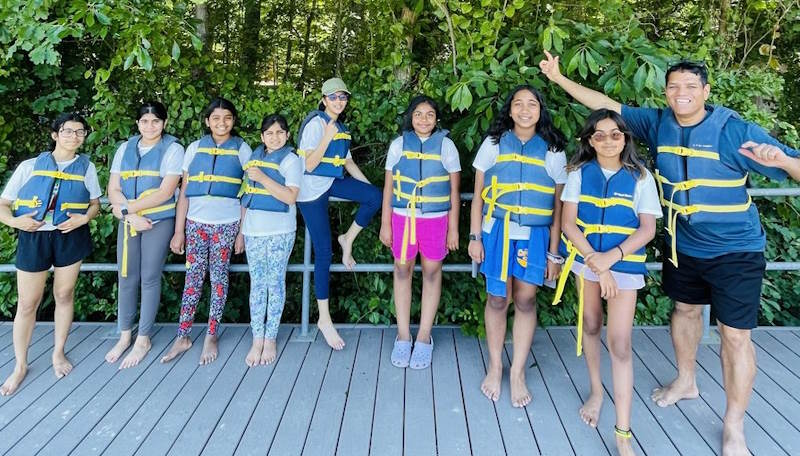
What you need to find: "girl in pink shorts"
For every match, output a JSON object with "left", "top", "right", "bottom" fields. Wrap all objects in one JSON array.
[{"left": 379, "top": 95, "right": 461, "bottom": 369}]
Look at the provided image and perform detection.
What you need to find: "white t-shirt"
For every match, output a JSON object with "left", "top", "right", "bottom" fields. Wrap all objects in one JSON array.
[
  {"left": 181, "top": 139, "right": 252, "bottom": 225},
  {"left": 472, "top": 135, "right": 568, "bottom": 240},
  {"left": 1, "top": 155, "right": 103, "bottom": 231},
  {"left": 561, "top": 165, "right": 662, "bottom": 289},
  {"left": 296, "top": 117, "right": 353, "bottom": 202},
  {"left": 241, "top": 151, "right": 302, "bottom": 236},
  {"left": 384, "top": 134, "right": 461, "bottom": 218}
]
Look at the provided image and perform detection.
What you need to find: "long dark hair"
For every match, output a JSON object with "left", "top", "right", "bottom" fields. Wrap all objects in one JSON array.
[
  {"left": 485, "top": 85, "right": 567, "bottom": 150},
  {"left": 401, "top": 95, "right": 440, "bottom": 133},
  {"left": 567, "top": 109, "right": 646, "bottom": 178},
  {"left": 203, "top": 97, "right": 239, "bottom": 137}
]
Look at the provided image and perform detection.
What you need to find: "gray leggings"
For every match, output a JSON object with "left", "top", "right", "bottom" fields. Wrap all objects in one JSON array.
[{"left": 116, "top": 218, "right": 174, "bottom": 336}]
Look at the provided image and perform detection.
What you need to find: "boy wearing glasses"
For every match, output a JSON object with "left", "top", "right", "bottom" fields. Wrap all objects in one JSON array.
[
  {"left": 539, "top": 52, "right": 800, "bottom": 455},
  {"left": 0, "top": 113, "right": 102, "bottom": 396}
]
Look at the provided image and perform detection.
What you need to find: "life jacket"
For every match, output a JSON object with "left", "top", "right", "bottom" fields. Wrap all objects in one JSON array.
[
  {"left": 239, "top": 144, "right": 292, "bottom": 213},
  {"left": 296, "top": 110, "right": 350, "bottom": 178},
  {"left": 13, "top": 152, "right": 90, "bottom": 226},
  {"left": 391, "top": 129, "right": 452, "bottom": 263},
  {"left": 481, "top": 131, "right": 556, "bottom": 281},
  {"left": 119, "top": 134, "right": 178, "bottom": 220},
  {"left": 185, "top": 135, "right": 245, "bottom": 199},
  {"left": 552, "top": 161, "right": 647, "bottom": 356},
  {"left": 654, "top": 105, "right": 751, "bottom": 266}
]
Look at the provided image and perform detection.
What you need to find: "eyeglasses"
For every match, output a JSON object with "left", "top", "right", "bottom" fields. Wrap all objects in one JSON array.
[
  {"left": 326, "top": 94, "right": 349, "bottom": 102},
  {"left": 590, "top": 131, "right": 625, "bottom": 142},
  {"left": 59, "top": 128, "right": 89, "bottom": 138}
]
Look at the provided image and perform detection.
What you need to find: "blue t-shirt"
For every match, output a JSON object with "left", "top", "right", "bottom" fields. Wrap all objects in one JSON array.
[{"left": 621, "top": 105, "right": 799, "bottom": 258}]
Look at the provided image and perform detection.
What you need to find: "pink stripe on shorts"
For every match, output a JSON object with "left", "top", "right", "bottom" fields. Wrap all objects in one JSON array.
[{"left": 391, "top": 212, "right": 448, "bottom": 262}]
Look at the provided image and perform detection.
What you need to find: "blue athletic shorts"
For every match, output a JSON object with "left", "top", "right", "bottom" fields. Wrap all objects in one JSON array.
[{"left": 15, "top": 225, "right": 92, "bottom": 272}]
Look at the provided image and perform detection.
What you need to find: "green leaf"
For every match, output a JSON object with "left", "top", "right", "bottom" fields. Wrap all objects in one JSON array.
[
  {"left": 141, "top": 37, "right": 151, "bottom": 49},
  {"left": 95, "top": 10, "right": 111, "bottom": 25},
  {"left": 171, "top": 42, "right": 180, "bottom": 61},
  {"left": 633, "top": 64, "right": 647, "bottom": 91},
  {"left": 585, "top": 50, "right": 599, "bottom": 74},
  {"left": 542, "top": 28, "right": 552, "bottom": 51},
  {"left": 123, "top": 52, "right": 135, "bottom": 71}
]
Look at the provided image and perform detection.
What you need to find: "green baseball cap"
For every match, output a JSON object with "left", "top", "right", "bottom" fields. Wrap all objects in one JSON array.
[{"left": 321, "top": 77, "right": 350, "bottom": 96}]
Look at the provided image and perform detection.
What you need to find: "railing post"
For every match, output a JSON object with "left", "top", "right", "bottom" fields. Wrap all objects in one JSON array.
[
  {"left": 700, "top": 304, "right": 720, "bottom": 344},
  {"left": 291, "top": 225, "right": 316, "bottom": 342}
]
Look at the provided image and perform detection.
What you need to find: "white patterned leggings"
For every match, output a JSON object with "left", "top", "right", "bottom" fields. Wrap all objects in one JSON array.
[{"left": 245, "top": 232, "right": 296, "bottom": 339}]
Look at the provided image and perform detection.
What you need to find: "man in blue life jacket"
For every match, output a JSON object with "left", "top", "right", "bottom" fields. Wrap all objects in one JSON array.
[{"left": 539, "top": 51, "right": 800, "bottom": 455}]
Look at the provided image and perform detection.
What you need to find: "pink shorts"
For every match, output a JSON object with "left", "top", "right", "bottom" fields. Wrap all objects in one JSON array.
[{"left": 391, "top": 212, "right": 448, "bottom": 262}]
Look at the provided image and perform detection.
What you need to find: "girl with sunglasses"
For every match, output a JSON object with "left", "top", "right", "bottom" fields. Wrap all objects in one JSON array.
[
  {"left": 552, "top": 109, "right": 660, "bottom": 455},
  {"left": 296, "top": 78, "right": 381, "bottom": 350},
  {"left": 0, "top": 113, "right": 102, "bottom": 395}
]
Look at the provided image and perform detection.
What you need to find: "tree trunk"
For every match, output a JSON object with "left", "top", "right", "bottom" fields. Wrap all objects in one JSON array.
[
  {"left": 195, "top": 2, "right": 208, "bottom": 46},
  {"left": 719, "top": 0, "right": 730, "bottom": 36},
  {"left": 241, "top": 0, "right": 262, "bottom": 80},
  {"left": 300, "top": 0, "right": 316, "bottom": 82},
  {"left": 283, "top": 0, "right": 297, "bottom": 83},
  {"left": 334, "top": 0, "right": 344, "bottom": 76}
]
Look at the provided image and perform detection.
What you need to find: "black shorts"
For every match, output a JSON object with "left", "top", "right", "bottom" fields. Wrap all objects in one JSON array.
[
  {"left": 662, "top": 250, "right": 766, "bottom": 329},
  {"left": 15, "top": 225, "right": 93, "bottom": 273}
]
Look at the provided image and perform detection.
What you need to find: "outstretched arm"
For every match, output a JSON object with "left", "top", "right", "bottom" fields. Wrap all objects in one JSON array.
[
  {"left": 739, "top": 141, "right": 800, "bottom": 181},
  {"left": 539, "top": 50, "right": 622, "bottom": 113}
]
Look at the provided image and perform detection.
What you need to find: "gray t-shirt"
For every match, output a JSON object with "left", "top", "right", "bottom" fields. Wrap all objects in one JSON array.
[{"left": 241, "top": 151, "right": 303, "bottom": 236}]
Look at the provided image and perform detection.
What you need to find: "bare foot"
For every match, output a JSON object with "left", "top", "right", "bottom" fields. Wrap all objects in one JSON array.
[
  {"left": 722, "top": 419, "right": 751, "bottom": 456},
  {"left": 337, "top": 234, "right": 356, "bottom": 270},
  {"left": 510, "top": 369, "right": 532, "bottom": 408},
  {"left": 120, "top": 338, "right": 151, "bottom": 369},
  {"left": 651, "top": 376, "right": 699, "bottom": 407},
  {"left": 52, "top": 352, "right": 73, "bottom": 378},
  {"left": 246, "top": 339, "right": 264, "bottom": 367},
  {"left": 317, "top": 321, "right": 345, "bottom": 350},
  {"left": 161, "top": 336, "right": 192, "bottom": 363},
  {"left": 480, "top": 363, "right": 502, "bottom": 402},
  {"left": 261, "top": 339, "right": 277, "bottom": 365},
  {"left": 199, "top": 334, "right": 218, "bottom": 365},
  {"left": 0, "top": 365, "right": 28, "bottom": 396},
  {"left": 579, "top": 392, "right": 603, "bottom": 427},
  {"left": 105, "top": 338, "right": 131, "bottom": 363},
  {"left": 616, "top": 432, "right": 636, "bottom": 456}
]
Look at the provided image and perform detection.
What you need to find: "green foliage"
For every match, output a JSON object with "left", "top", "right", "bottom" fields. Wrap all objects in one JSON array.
[{"left": 0, "top": 0, "right": 798, "bottom": 334}]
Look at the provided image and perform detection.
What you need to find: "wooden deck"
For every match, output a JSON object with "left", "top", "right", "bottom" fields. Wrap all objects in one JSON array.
[{"left": 0, "top": 323, "right": 799, "bottom": 455}]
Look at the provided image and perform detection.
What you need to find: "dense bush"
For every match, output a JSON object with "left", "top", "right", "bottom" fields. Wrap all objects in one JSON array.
[{"left": 1, "top": 0, "right": 798, "bottom": 332}]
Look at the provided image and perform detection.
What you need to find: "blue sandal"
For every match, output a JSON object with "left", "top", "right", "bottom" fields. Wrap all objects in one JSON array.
[
  {"left": 409, "top": 336, "right": 434, "bottom": 370},
  {"left": 391, "top": 337, "right": 413, "bottom": 368}
]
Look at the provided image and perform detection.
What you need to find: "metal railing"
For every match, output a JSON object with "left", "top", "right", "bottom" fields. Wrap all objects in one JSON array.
[{"left": 2, "top": 188, "right": 799, "bottom": 343}]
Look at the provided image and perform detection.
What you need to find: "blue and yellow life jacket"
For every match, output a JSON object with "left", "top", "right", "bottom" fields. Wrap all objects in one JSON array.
[
  {"left": 552, "top": 161, "right": 647, "bottom": 356},
  {"left": 13, "top": 152, "right": 90, "bottom": 226},
  {"left": 296, "top": 110, "right": 350, "bottom": 178},
  {"left": 120, "top": 134, "right": 178, "bottom": 221},
  {"left": 185, "top": 135, "right": 244, "bottom": 199},
  {"left": 481, "top": 131, "right": 556, "bottom": 281},
  {"left": 390, "top": 129, "right": 452, "bottom": 263},
  {"left": 239, "top": 145, "right": 292, "bottom": 213},
  {"left": 654, "top": 106, "right": 751, "bottom": 266}
]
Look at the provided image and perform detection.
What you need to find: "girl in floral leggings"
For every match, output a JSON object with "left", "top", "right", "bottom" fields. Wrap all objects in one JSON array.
[
  {"left": 238, "top": 114, "right": 300, "bottom": 366},
  {"left": 161, "top": 98, "right": 252, "bottom": 365}
]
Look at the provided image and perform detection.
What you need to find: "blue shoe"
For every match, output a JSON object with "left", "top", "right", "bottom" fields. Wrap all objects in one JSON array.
[
  {"left": 391, "top": 337, "right": 412, "bottom": 368},
  {"left": 409, "top": 336, "right": 433, "bottom": 370}
]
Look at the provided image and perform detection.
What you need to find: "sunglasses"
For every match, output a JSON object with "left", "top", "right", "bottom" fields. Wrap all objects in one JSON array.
[
  {"left": 590, "top": 131, "right": 625, "bottom": 142},
  {"left": 326, "top": 94, "right": 349, "bottom": 102}
]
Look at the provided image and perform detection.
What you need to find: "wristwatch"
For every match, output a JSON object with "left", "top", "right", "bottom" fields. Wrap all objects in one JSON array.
[
  {"left": 120, "top": 205, "right": 129, "bottom": 218},
  {"left": 469, "top": 233, "right": 481, "bottom": 241}
]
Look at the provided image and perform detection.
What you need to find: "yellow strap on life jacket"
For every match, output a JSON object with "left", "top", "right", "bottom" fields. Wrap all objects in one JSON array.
[
  {"left": 30, "top": 170, "right": 85, "bottom": 181},
  {"left": 121, "top": 219, "right": 137, "bottom": 278},
  {"left": 187, "top": 172, "right": 242, "bottom": 185},
  {"left": 655, "top": 170, "right": 751, "bottom": 267},
  {"left": 12, "top": 195, "right": 43, "bottom": 210},
  {"left": 392, "top": 170, "right": 451, "bottom": 264},
  {"left": 196, "top": 147, "right": 240, "bottom": 157},
  {"left": 321, "top": 155, "right": 347, "bottom": 167},
  {"left": 495, "top": 153, "right": 546, "bottom": 167},
  {"left": 239, "top": 183, "right": 272, "bottom": 197},
  {"left": 657, "top": 146, "right": 720, "bottom": 161},
  {"left": 401, "top": 151, "right": 441, "bottom": 161},
  {"left": 243, "top": 160, "right": 281, "bottom": 171},
  {"left": 578, "top": 195, "right": 634, "bottom": 209},
  {"left": 60, "top": 202, "right": 90, "bottom": 211},
  {"left": 133, "top": 189, "right": 176, "bottom": 216},
  {"left": 119, "top": 170, "right": 160, "bottom": 180},
  {"left": 333, "top": 132, "right": 351, "bottom": 141}
]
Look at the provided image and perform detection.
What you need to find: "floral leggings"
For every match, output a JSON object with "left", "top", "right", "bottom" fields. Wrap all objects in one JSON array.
[
  {"left": 245, "top": 232, "right": 295, "bottom": 339},
  {"left": 177, "top": 219, "right": 239, "bottom": 337}
]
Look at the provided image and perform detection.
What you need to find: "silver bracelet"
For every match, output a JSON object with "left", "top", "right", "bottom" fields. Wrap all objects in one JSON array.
[{"left": 546, "top": 252, "right": 565, "bottom": 265}]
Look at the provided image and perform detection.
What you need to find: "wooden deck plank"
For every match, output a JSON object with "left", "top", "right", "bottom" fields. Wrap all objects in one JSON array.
[
  {"left": 35, "top": 326, "right": 175, "bottom": 454},
  {"left": 429, "top": 328, "right": 471, "bottom": 456},
  {"left": 199, "top": 327, "right": 293, "bottom": 455},
  {"left": 0, "top": 325, "right": 99, "bottom": 428},
  {"left": 302, "top": 329, "right": 360, "bottom": 456},
  {"left": 131, "top": 326, "right": 246, "bottom": 456},
  {"left": 739, "top": 332, "right": 800, "bottom": 417},
  {"left": 0, "top": 322, "right": 12, "bottom": 341},
  {"left": 476, "top": 336, "right": 536, "bottom": 456},
  {"left": 402, "top": 336, "right": 437, "bottom": 456},
  {"left": 369, "top": 329, "right": 405, "bottom": 456},
  {"left": 166, "top": 327, "right": 264, "bottom": 456},
  {"left": 266, "top": 329, "right": 335, "bottom": 456},
  {"left": 452, "top": 329, "right": 505, "bottom": 456},
  {"left": 232, "top": 330, "right": 312, "bottom": 456},
  {"left": 549, "top": 328, "right": 633, "bottom": 455},
  {"left": 0, "top": 325, "right": 53, "bottom": 369},
  {"left": 336, "top": 328, "right": 382, "bottom": 456},
  {"left": 71, "top": 326, "right": 206, "bottom": 455},
  {"left": 759, "top": 331, "right": 800, "bottom": 379},
  {"left": 644, "top": 328, "right": 788, "bottom": 455},
  {"left": 629, "top": 329, "right": 717, "bottom": 456},
  {"left": 589, "top": 329, "right": 681, "bottom": 456}
]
